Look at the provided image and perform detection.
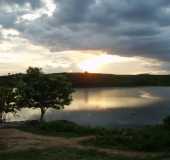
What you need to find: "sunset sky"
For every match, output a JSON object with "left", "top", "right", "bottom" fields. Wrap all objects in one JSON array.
[{"left": 0, "top": 0, "right": 170, "bottom": 75}]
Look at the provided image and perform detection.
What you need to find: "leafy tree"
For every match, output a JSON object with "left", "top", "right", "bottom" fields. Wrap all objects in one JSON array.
[
  {"left": 16, "top": 67, "right": 74, "bottom": 121},
  {"left": 0, "top": 87, "right": 17, "bottom": 122}
]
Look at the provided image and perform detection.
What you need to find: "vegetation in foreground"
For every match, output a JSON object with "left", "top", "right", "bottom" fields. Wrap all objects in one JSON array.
[
  {"left": 1, "top": 119, "right": 170, "bottom": 160},
  {"left": 0, "top": 147, "right": 161, "bottom": 160},
  {"left": 0, "top": 67, "right": 74, "bottom": 122},
  {"left": 19, "top": 120, "right": 170, "bottom": 152},
  {"left": 15, "top": 67, "right": 74, "bottom": 122}
]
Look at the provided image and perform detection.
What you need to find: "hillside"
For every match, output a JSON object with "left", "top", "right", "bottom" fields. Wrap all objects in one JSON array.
[
  {"left": 50, "top": 72, "right": 170, "bottom": 88},
  {"left": 0, "top": 72, "right": 170, "bottom": 88}
]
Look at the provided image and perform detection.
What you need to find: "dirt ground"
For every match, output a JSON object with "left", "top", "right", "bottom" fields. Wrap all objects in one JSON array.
[{"left": 0, "top": 128, "right": 158, "bottom": 158}]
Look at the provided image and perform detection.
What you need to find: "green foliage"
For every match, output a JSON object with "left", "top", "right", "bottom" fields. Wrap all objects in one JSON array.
[
  {"left": 28, "top": 120, "right": 99, "bottom": 137},
  {"left": 0, "top": 87, "right": 17, "bottom": 122},
  {"left": 83, "top": 126, "right": 170, "bottom": 152},
  {"left": 26, "top": 66, "right": 42, "bottom": 76},
  {"left": 15, "top": 67, "right": 74, "bottom": 121},
  {"left": 20, "top": 121, "right": 170, "bottom": 152},
  {"left": 0, "top": 147, "right": 159, "bottom": 160},
  {"left": 162, "top": 116, "right": 170, "bottom": 126}
]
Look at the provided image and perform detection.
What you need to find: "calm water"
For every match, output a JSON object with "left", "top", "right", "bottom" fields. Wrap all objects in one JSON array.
[{"left": 9, "top": 87, "right": 170, "bottom": 127}]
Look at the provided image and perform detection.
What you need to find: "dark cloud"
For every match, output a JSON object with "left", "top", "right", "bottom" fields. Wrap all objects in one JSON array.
[
  {"left": 1, "top": 0, "right": 170, "bottom": 61},
  {"left": 55, "top": 0, "right": 93, "bottom": 23}
]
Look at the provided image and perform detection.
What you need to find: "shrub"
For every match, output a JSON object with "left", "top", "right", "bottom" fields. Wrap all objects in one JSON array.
[{"left": 162, "top": 116, "right": 170, "bottom": 126}]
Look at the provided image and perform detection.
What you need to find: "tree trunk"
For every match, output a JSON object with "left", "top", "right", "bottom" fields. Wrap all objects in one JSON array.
[{"left": 40, "top": 107, "right": 46, "bottom": 122}]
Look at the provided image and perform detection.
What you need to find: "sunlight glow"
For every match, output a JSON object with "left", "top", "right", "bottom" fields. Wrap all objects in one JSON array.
[
  {"left": 78, "top": 55, "right": 114, "bottom": 72},
  {"left": 78, "top": 54, "right": 133, "bottom": 73}
]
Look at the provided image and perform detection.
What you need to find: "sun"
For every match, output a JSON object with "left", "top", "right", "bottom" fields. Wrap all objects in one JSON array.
[
  {"left": 79, "top": 55, "right": 113, "bottom": 73},
  {"left": 79, "top": 60, "right": 98, "bottom": 72}
]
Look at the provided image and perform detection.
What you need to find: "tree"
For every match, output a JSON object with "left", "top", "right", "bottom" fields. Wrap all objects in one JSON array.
[
  {"left": 0, "top": 87, "right": 17, "bottom": 123},
  {"left": 16, "top": 67, "right": 74, "bottom": 121}
]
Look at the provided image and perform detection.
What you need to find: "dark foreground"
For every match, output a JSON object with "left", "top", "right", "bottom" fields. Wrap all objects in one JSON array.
[{"left": 0, "top": 120, "right": 170, "bottom": 160}]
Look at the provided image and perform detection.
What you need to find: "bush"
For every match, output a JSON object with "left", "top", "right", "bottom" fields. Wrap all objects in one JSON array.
[{"left": 162, "top": 116, "right": 170, "bottom": 126}]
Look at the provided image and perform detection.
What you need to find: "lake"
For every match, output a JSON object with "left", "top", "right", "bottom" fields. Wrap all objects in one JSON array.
[{"left": 8, "top": 87, "right": 170, "bottom": 128}]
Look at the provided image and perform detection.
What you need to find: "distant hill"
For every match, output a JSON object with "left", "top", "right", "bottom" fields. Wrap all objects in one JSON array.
[
  {"left": 0, "top": 72, "right": 170, "bottom": 88},
  {"left": 49, "top": 72, "right": 170, "bottom": 88}
]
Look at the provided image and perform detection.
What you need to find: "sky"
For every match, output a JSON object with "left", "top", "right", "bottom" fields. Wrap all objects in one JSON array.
[{"left": 0, "top": 0, "right": 170, "bottom": 75}]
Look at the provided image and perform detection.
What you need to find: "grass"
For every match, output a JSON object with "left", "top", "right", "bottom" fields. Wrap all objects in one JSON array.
[
  {"left": 2, "top": 120, "right": 170, "bottom": 159},
  {"left": 19, "top": 120, "right": 102, "bottom": 137},
  {"left": 0, "top": 147, "right": 164, "bottom": 160},
  {"left": 19, "top": 120, "right": 170, "bottom": 152},
  {"left": 82, "top": 126, "right": 170, "bottom": 152}
]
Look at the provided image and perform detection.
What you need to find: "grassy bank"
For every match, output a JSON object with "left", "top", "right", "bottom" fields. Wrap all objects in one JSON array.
[
  {"left": 0, "top": 147, "right": 161, "bottom": 160},
  {"left": 1, "top": 120, "right": 170, "bottom": 159},
  {"left": 19, "top": 120, "right": 170, "bottom": 152},
  {"left": 83, "top": 125, "right": 170, "bottom": 152}
]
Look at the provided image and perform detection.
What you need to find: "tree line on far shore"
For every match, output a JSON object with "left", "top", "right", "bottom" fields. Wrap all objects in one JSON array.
[{"left": 0, "top": 67, "right": 74, "bottom": 123}]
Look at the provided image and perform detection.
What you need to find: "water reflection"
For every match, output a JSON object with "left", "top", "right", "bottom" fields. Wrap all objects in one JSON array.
[
  {"left": 66, "top": 88, "right": 161, "bottom": 110},
  {"left": 7, "top": 87, "right": 170, "bottom": 127}
]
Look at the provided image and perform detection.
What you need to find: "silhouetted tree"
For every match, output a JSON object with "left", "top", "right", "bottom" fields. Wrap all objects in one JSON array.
[
  {"left": 15, "top": 67, "right": 74, "bottom": 121},
  {"left": 0, "top": 87, "right": 17, "bottom": 122}
]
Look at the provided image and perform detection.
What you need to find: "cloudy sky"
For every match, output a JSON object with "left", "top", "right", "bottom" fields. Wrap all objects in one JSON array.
[{"left": 0, "top": 0, "right": 170, "bottom": 75}]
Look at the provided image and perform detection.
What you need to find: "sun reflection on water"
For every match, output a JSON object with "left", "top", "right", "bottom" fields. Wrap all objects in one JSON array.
[
  {"left": 65, "top": 88, "right": 161, "bottom": 110},
  {"left": 7, "top": 87, "right": 164, "bottom": 121}
]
